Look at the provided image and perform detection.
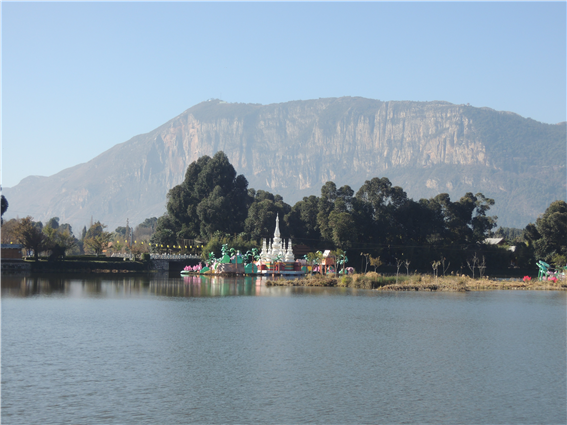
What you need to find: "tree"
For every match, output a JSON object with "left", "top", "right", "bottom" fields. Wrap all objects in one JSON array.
[
  {"left": 245, "top": 190, "right": 291, "bottom": 241},
  {"left": 285, "top": 195, "right": 320, "bottom": 245},
  {"left": 441, "top": 256, "right": 450, "bottom": 276},
  {"left": 14, "top": 217, "right": 48, "bottom": 261},
  {"left": 478, "top": 256, "right": 487, "bottom": 279},
  {"left": 1, "top": 219, "right": 19, "bottom": 243},
  {"left": 1, "top": 195, "right": 8, "bottom": 225},
  {"left": 313, "top": 183, "right": 360, "bottom": 249},
  {"left": 355, "top": 177, "right": 409, "bottom": 246},
  {"left": 495, "top": 226, "right": 524, "bottom": 243},
  {"left": 160, "top": 151, "right": 250, "bottom": 241},
  {"left": 369, "top": 255, "right": 382, "bottom": 272},
  {"left": 471, "top": 193, "right": 497, "bottom": 243},
  {"left": 46, "top": 217, "right": 60, "bottom": 230},
  {"left": 328, "top": 210, "right": 357, "bottom": 249},
  {"left": 448, "top": 192, "right": 496, "bottom": 245},
  {"left": 395, "top": 198, "right": 444, "bottom": 248},
  {"left": 114, "top": 226, "right": 128, "bottom": 238},
  {"left": 134, "top": 217, "right": 158, "bottom": 243},
  {"left": 305, "top": 251, "right": 323, "bottom": 275},
  {"left": 331, "top": 249, "right": 349, "bottom": 275},
  {"left": 431, "top": 260, "right": 441, "bottom": 280},
  {"left": 525, "top": 200, "right": 567, "bottom": 264},
  {"left": 466, "top": 253, "right": 479, "bottom": 278},
  {"left": 196, "top": 186, "right": 234, "bottom": 237},
  {"left": 404, "top": 259, "right": 411, "bottom": 276},
  {"left": 316, "top": 181, "right": 337, "bottom": 243},
  {"left": 356, "top": 177, "right": 408, "bottom": 214},
  {"left": 83, "top": 221, "right": 112, "bottom": 255},
  {"left": 43, "top": 222, "right": 77, "bottom": 260},
  {"left": 361, "top": 253, "right": 371, "bottom": 273},
  {"left": 396, "top": 258, "right": 404, "bottom": 282},
  {"left": 150, "top": 228, "right": 176, "bottom": 253},
  {"left": 149, "top": 215, "right": 179, "bottom": 252}
]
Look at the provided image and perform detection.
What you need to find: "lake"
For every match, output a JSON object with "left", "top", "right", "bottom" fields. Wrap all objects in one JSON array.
[{"left": 2, "top": 274, "right": 566, "bottom": 424}]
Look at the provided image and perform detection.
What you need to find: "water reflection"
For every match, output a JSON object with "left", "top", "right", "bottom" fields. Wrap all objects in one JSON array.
[
  {"left": 3, "top": 274, "right": 565, "bottom": 425},
  {"left": 1, "top": 273, "right": 278, "bottom": 298},
  {"left": 150, "top": 275, "right": 267, "bottom": 297}
]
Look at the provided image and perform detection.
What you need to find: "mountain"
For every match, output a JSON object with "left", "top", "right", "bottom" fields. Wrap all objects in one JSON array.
[{"left": 4, "top": 97, "right": 565, "bottom": 232}]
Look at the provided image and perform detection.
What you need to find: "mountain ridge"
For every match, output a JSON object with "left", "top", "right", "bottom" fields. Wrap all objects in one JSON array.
[{"left": 4, "top": 97, "right": 565, "bottom": 231}]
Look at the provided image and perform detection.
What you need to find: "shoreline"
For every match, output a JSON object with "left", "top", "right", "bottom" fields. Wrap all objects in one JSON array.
[{"left": 265, "top": 273, "right": 567, "bottom": 291}]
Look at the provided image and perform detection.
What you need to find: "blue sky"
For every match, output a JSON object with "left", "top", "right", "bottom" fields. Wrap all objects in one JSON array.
[{"left": 2, "top": 2, "right": 566, "bottom": 188}]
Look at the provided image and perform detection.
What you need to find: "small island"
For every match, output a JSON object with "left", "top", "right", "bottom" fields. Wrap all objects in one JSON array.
[{"left": 266, "top": 272, "right": 567, "bottom": 291}]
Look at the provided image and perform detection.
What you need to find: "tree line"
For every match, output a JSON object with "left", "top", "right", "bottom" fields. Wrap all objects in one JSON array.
[
  {"left": 2, "top": 151, "right": 565, "bottom": 272},
  {"left": 1, "top": 205, "right": 157, "bottom": 260},
  {"left": 149, "top": 151, "right": 565, "bottom": 272}
]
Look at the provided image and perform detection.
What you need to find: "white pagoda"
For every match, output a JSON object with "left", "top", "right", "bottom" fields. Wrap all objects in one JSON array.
[{"left": 259, "top": 214, "right": 297, "bottom": 269}]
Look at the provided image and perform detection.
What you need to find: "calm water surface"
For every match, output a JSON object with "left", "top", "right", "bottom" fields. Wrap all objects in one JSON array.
[{"left": 2, "top": 274, "right": 566, "bottom": 424}]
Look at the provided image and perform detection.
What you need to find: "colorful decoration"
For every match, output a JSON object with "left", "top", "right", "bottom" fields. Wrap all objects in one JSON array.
[{"left": 537, "top": 260, "right": 550, "bottom": 280}]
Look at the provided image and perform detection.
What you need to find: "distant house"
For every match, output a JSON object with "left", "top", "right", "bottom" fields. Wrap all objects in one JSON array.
[
  {"left": 1, "top": 243, "right": 23, "bottom": 260},
  {"left": 484, "top": 237, "right": 505, "bottom": 246},
  {"left": 484, "top": 237, "right": 515, "bottom": 252},
  {"left": 320, "top": 250, "right": 336, "bottom": 274},
  {"left": 1, "top": 243, "right": 30, "bottom": 272}
]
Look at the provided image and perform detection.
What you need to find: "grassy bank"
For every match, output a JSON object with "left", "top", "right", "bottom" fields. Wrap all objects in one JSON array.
[
  {"left": 266, "top": 272, "right": 567, "bottom": 291},
  {"left": 24, "top": 258, "right": 151, "bottom": 273}
]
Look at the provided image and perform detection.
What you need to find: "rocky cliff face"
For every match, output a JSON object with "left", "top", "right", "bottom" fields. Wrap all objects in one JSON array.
[{"left": 4, "top": 97, "right": 565, "bottom": 231}]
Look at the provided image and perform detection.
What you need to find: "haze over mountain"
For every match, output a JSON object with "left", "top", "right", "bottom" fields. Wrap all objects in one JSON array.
[{"left": 4, "top": 97, "right": 565, "bottom": 232}]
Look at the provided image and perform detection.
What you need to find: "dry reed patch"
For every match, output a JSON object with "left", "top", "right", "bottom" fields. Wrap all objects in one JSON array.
[
  {"left": 266, "top": 275, "right": 338, "bottom": 287},
  {"left": 266, "top": 273, "right": 567, "bottom": 291}
]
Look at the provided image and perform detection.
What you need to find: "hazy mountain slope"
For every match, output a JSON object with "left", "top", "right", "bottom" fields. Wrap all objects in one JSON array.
[{"left": 4, "top": 97, "right": 565, "bottom": 231}]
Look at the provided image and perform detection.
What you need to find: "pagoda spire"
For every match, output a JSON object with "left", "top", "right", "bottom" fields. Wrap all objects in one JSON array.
[{"left": 274, "top": 213, "right": 280, "bottom": 238}]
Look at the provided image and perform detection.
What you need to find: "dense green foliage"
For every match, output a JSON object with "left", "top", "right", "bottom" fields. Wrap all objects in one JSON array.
[
  {"left": 524, "top": 200, "right": 567, "bottom": 267},
  {"left": 150, "top": 153, "right": 506, "bottom": 268},
  {"left": 150, "top": 152, "right": 292, "bottom": 256},
  {"left": 201, "top": 232, "right": 259, "bottom": 262},
  {"left": 495, "top": 227, "right": 524, "bottom": 242},
  {"left": 151, "top": 151, "right": 249, "bottom": 246},
  {"left": 83, "top": 221, "right": 112, "bottom": 255},
  {"left": 7, "top": 148, "right": 564, "bottom": 274},
  {"left": 244, "top": 190, "right": 291, "bottom": 240},
  {"left": 13, "top": 217, "right": 48, "bottom": 261},
  {"left": 43, "top": 217, "right": 77, "bottom": 260},
  {"left": 1, "top": 195, "right": 8, "bottom": 224},
  {"left": 4, "top": 216, "right": 81, "bottom": 259},
  {"left": 290, "top": 178, "right": 498, "bottom": 269}
]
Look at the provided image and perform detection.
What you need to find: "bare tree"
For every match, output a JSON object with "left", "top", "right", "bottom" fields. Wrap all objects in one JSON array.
[
  {"left": 467, "top": 253, "right": 479, "bottom": 279},
  {"left": 431, "top": 260, "right": 441, "bottom": 280},
  {"left": 363, "top": 253, "right": 371, "bottom": 273},
  {"left": 404, "top": 259, "right": 411, "bottom": 276},
  {"left": 478, "top": 255, "right": 487, "bottom": 279},
  {"left": 395, "top": 258, "right": 403, "bottom": 283},
  {"left": 441, "top": 256, "right": 450, "bottom": 276}
]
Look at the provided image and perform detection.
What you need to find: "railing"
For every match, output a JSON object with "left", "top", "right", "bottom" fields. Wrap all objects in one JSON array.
[
  {"left": 110, "top": 253, "right": 135, "bottom": 260},
  {"left": 109, "top": 253, "right": 201, "bottom": 261},
  {"left": 149, "top": 254, "right": 201, "bottom": 260}
]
